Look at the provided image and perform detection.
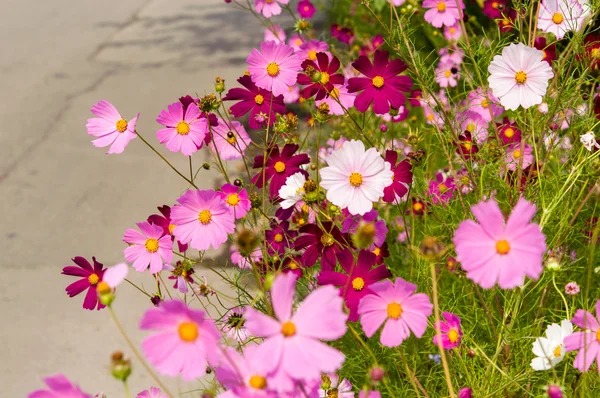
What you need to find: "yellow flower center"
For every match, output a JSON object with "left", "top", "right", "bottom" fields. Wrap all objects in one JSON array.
[
  {"left": 437, "top": 2, "right": 447, "bottom": 11},
  {"left": 492, "top": 1, "right": 499, "bottom": 8},
  {"left": 496, "top": 239, "right": 510, "bottom": 255},
  {"left": 448, "top": 328, "right": 460, "bottom": 343},
  {"left": 387, "top": 302, "right": 403, "bottom": 319},
  {"left": 330, "top": 87, "right": 340, "bottom": 99},
  {"left": 514, "top": 71, "right": 527, "bottom": 84},
  {"left": 463, "top": 141, "right": 472, "bottom": 151},
  {"left": 176, "top": 121, "right": 190, "bottom": 135},
  {"left": 513, "top": 149, "right": 521, "bottom": 159},
  {"left": 178, "top": 322, "right": 199, "bottom": 342},
  {"left": 481, "top": 99, "right": 489, "bottom": 108},
  {"left": 144, "top": 238, "right": 159, "bottom": 253},
  {"left": 449, "top": 27, "right": 456, "bottom": 34},
  {"left": 596, "top": 329, "right": 600, "bottom": 343},
  {"left": 289, "top": 261, "right": 299, "bottom": 270},
  {"left": 198, "top": 209, "right": 212, "bottom": 224},
  {"left": 466, "top": 122, "right": 475, "bottom": 132},
  {"left": 373, "top": 247, "right": 381, "bottom": 256},
  {"left": 552, "top": 12, "right": 564, "bottom": 24},
  {"left": 274, "top": 233, "right": 284, "bottom": 243},
  {"left": 320, "top": 233, "right": 335, "bottom": 246},
  {"left": 504, "top": 127, "right": 515, "bottom": 138},
  {"left": 372, "top": 76, "right": 385, "bottom": 88},
  {"left": 168, "top": 223, "right": 176, "bottom": 235},
  {"left": 320, "top": 72, "right": 330, "bottom": 85},
  {"left": 308, "top": 50, "right": 317, "bottom": 60},
  {"left": 553, "top": 344, "right": 562, "bottom": 357},
  {"left": 226, "top": 193, "right": 240, "bottom": 206},
  {"left": 116, "top": 119, "right": 128, "bottom": 133},
  {"left": 266, "top": 62, "right": 280, "bottom": 77},
  {"left": 249, "top": 375, "right": 267, "bottom": 389},
  {"left": 444, "top": 70, "right": 452, "bottom": 77},
  {"left": 438, "top": 183, "right": 448, "bottom": 193},
  {"left": 349, "top": 172, "right": 363, "bottom": 187},
  {"left": 281, "top": 321, "right": 296, "bottom": 337},
  {"left": 273, "top": 161, "right": 286, "bottom": 173},
  {"left": 592, "top": 48, "right": 600, "bottom": 59},
  {"left": 255, "top": 94, "right": 265, "bottom": 105},
  {"left": 96, "top": 281, "right": 111, "bottom": 295},
  {"left": 542, "top": 50, "right": 547, "bottom": 59},
  {"left": 413, "top": 202, "right": 423, "bottom": 212},
  {"left": 88, "top": 273, "right": 100, "bottom": 285},
  {"left": 352, "top": 277, "right": 365, "bottom": 291}
]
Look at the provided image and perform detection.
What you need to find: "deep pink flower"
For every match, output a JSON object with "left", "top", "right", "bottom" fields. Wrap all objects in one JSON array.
[
  {"left": 459, "top": 388, "right": 473, "bottom": 398},
  {"left": 217, "top": 183, "right": 251, "bottom": 219},
  {"left": 294, "top": 221, "right": 351, "bottom": 270},
  {"left": 210, "top": 118, "right": 250, "bottom": 161},
  {"left": 455, "top": 131, "right": 479, "bottom": 160},
  {"left": 171, "top": 189, "right": 236, "bottom": 251},
  {"left": 483, "top": 0, "right": 508, "bottom": 18},
  {"left": 247, "top": 41, "right": 302, "bottom": 97},
  {"left": 348, "top": 50, "right": 412, "bottom": 114},
  {"left": 297, "top": 0, "right": 316, "bottom": 18},
  {"left": 453, "top": 198, "right": 546, "bottom": 289},
  {"left": 564, "top": 300, "right": 600, "bottom": 372},
  {"left": 423, "top": 0, "right": 464, "bottom": 28},
  {"left": 124, "top": 222, "right": 173, "bottom": 274},
  {"left": 297, "top": 53, "right": 345, "bottom": 101},
  {"left": 318, "top": 250, "right": 391, "bottom": 321},
  {"left": 136, "top": 387, "right": 167, "bottom": 398},
  {"left": 383, "top": 150, "right": 412, "bottom": 203},
  {"left": 156, "top": 101, "right": 208, "bottom": 156},
  {"left": 467, "top": 89, "right": 503, "bottom": 122},
  {"left": 62, "top": 256, "right": 106, "bottom": 310},
  {"left": 86, "top": 100, "right": 138, "bottom": 154},
  {"left": 147, "top": 205, "right": 188, "bottom": 253},
  {"left": 222, "top": 75, "right": 286, "bottom": 129},
  {"left": 432, "top": 312, "right": 463, "bottom": 349},
  {"left": 358, "top": 277, "right": 433, "bottom": 347},
  {"left": 265, "top": 221, "right": 298, "bottom": 256},
  {"left": 428, "top": 172, "right": 456, "bottom": 204},
  {"left": 252, "top": 144, "right": 310, "bottom": 199},
  {"left": 497, "top": 118, "right": 522, "bottom": 145},
  {"left": 244, "top": 273, "right": 348, "bottom": 386},
  {"left": 140, "top": 300, "right": 221, "bottom": 380},
  {"left": 28, "top": 374, "right": 91, "bottom": 398}
]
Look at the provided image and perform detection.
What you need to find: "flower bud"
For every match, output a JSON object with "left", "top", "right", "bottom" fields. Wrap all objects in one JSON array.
[
  {"left": 545, "top": 256, "right": 561, "bottom": 271},
  {"left": 546, "top": 384, "right": 563, "bottom": 398},
  {"left": 419, "top": 236, "right": 445, "bottom": 260},
  {"left": 249, "top": 192, "right": 262, "bottom": 209},
  {"left": 370, "top": 367, "right": 385, "bottom": 382},
  {"left": 215, "top": 77, "right": 225, "bottom": 93},
  {"left": 379, "top": 124, "right": 388, "bottom": 132},
  {"left": 234, "top": 179, "right": 242, "bottom": 187},
  {"left": 458, "top": 387, "right": 472, "bottom": 398},
  {"left": 151, "top": 295, "right": 161, "bottom": 306},
  {"left": 264, "top": 273, "right": 276, "bottom": 291},
  {"left": 110, "top": 352, "right": 132, "bottom": 382}
]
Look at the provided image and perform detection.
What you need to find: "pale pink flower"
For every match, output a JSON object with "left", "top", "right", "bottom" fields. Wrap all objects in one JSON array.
[
  {"left": 264, "top": 24, "right": 286, "bottom": 43},
  {"left": 505, "top": 143, "right": 534, "bottom": 171},
  {"left": 564, "top": 300, "right": 600, "bottom": 372},
  {"left": 156, "top": 101, "right": 208, "bottom": 156},
  {"left": 103, "top": 262, "right": 128, "bottom": 289},
  {"left": 466, "top": 89, "right": 503, "bottom": 122},
  {"left": 316, "top": 84, "right": 356, "bottom": 115},
  {"left": 423, "top": 0, "right": 464, "bottom": 28},
  {"left": 296, "top": 40, "right": 331, "bottom": 62},
  {"left": 247, "top": 41, "right": 301, "bottom": 97},
  {"left": 254, "top": 0, "right": 289, "bottom": 18},
  {"left": 210, "top": 118, "right": 250, "bottom": 161},
  {"left": 538, "top": 0, "right": 584, "bottom": 39},
  {"left": 288, "top": 34, "right": 305, "bottom": 52},
  {"left": 136, "top": 387, "right": 167, "bottom": 398},
  {"left": 123, "top": 222, "right": 173, "bottom": 274},
  {"left": 86, "top": 100, "right": 138, "bottom": 154},
  {"left": 436, "top": 62, "right": 460, "bottom": 88},
  {"left": 444, "top": 23, "right": 462, "bottom": 40},
  {"left": 283, "top": 84, "right": 300, "bottom": 104}
]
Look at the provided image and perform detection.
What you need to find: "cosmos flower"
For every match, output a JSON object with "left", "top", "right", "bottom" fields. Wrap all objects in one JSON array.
[
  {"left": 62, "top": 256, "right": 106, "bottom": 311},
  {"left": 298, "top": 0, "right": 316, "bottom": 18},
  {"left": 564, "top": 300, "right": 600, "bottom": 372},
  {"left": 423, "top": 0, "right": 465, "bottom": 28},
  {"left": 459, "top": 111, "right": 489, "bottom": 143},
  {"left": 358, "top": 277, "right": 433, "bottom": 347},
  {"left": 147, "top": 205, "right": 188, "bottom": 253},
  {"left": 294, "top": 221, "right": 351, "bottom": 270},
  {"left": 565, "top": 282, "right": 581, "bottom": 295},
  {"left": 252, "top": 144, "right": 310, "bottom": 199},
  {"left": 580, "top": 131, "right": 600, "bottom": 151},
  {"left": 453, "top": 198, "right": 547, "bottom": 289},
  {"left": 136, "top": 387, "right": 167, "bottom": 398},
  {"left": 296, "top": 40, "right": 331, "bottom": 62},
  {"left": 209, "top": 118, "right": 250, "bottom": 161},
  {"left": 264, "top": 24, "right": 286, "bottom": 44},
  {"left": 455, "top": 131, "right": 479, "bottom": 160},
  {"left": 221, "top": 307, "right": 250, "bottom": 342},
  {"left": 538, "top": 0, "right": 584, "bottom": 39},
  {"left": 86, "top": 100, "right": 138, "bottom": 154},
  {"left": 432, "top": 312, "right": 463, "bottom": 350},
  {"left": 164, "top": 261, "right": 194, "bottom": 294},
  {"left": 28, "top": 374, "right": 91, "bottom": 398},
  {"left": 265, "top": 221, "right": 298, "bottom": 256},
  {"left": 531, "top": 320, "right": 573, "bottom": 370},
  {"left": 123, "top": 221, "right": 173, "bottom": 274},
  {"left": 319, "top": 374, "right": 354, "bottom": 398},
  {"left": 436, "top": 62, "right": 460, "bottom": 88},
  {"left": 534, "top": 36, "right": 557, "bottom": 64},
  {"left": 428, "top": 172, "right": 456, "bottom": 204},
  {"left": 488, "top": 43, "right": 554, "bottom": 110},
  {"left": 466, "top": 89, "right": 503, "bottom": 122},
  {"left": 156, "top": 101, "right": 208, "bottom": 156},
  {"left": 315, "top": 83, "right": 356, "bottom": 115},
  {"left": 297, "top": 52, "right": 344, "bottom": 101},
  {"left": 497, "top": 118, "right": 522, "bottom": 145},
  {"left": 254, "top": 0, "right": 288, "bottom": 18},
  {"left": 505, "top": 143, "right": 533, "bottom": 171},
  {"left": 247, "top": 40, "right": 302, "bottom": 97},
  {"left": 342, "top": 209, "right": 388, "bottom": 249},
  {"left": 279, "top": 172, "right": 307, "bottom": 209},
  {"left": 217, "top": 184, "right": 251, "bottom": 220},
  {"left": 483, "top": 0, "right": 509, "bottom": 19},
  {"left": 320, "top": 140, "right": 393, "bottom": 215}
]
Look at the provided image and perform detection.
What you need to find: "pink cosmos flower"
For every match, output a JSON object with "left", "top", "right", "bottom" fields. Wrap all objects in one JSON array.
[
  {"left": 62, "top": 256, "right": 106, "bottom": 310},
  {"left": 244, "top": 273, "right": 348, "bottom": 385},
  {"left": 86, "top": 100, "right": 138, "bottom": 154},
  {"left": 156, "top": 101, "right": 208, "bottom": 156},
  {"left": 298, "top": 0, "right": 316, "bottom": 18},
  {"left": 221, "top": 307, "right": 250, "bottom": 342},
  {"left": 247, "top": 41, "right": 301, "bottom": 97},
  {"left": 215, "top": 346, "right": 279, "bottom": 397},
  {"left": 28, "top": 374, "right": 91, "bottom": 398},
  {"left": 294, "top": 221, "right": 351, "bottom": 270},
  {"left": 432, "top": 312, "right": 463, "bottom": 350},
  {"left": 230, "top": 245, "right": 262, "bottom": 270},
  {"left": 123, "top": 222, "right": 173, "bottom": 274},
  {"left": 288, "top": 34, "right": 305, "bottom": 52},
  {"left": 217, "top": 184, "right": 251, "bottom": 219},
  {"left": 320, "top": 140, "right": 394, "bottom": 215},
  {"left": 359, "top": 391, "right": 381, "bottom": 398},
  {"left": 147, "top": 205, "right": 188, "bottom": 253},
  {"left": 102, "top": 262, "right": 128, "bottom": 290},
  {"left": 358, "top": 277, "right": 433, "bottom": 347},
  {"left": 423, "top": 0, "right": 464, "bottom": 28},
  {"left": 565, "top": 282, "right": 580, "bottom": 295},
  {"left": 254, "top": 0, "right": 288, "bottom": 18},
  {"left": 319, "top": 374, "right": 354, "bottom": 397},
  {"left": 459, "top": 111, "right": 489, "bottom": 143},
  {"left": 315, "top": 84, "right": 356, "bottom": 115},
  {"left": 264, "top": 24, "right": 286, "bottom": 44},
  {"left": 383, "top": 150, "right": 412, "bottom": 203},
  {"left": 210, "top": 118, "right": 250, "bottom": 161},
  {"left": 466, "top": 89, "right": 503, "bottom": 122},
  {"left": 283, "top": 84, "right": 300, "bottom": 104},
  {"left": 348, "top": 50, "right": 412, "bottom": 115},
  {"left": 436, "top": 62, "right": 460, "bottom": 88},
  {"left": 497, "top": 118, "right": 522, "bottom": 145},
  {"left": 140, "top": 300, "right": 220, "bottom": 380},
  {"left": 444, "top": 23, "right": 462, "bottom": 40},
  {"left": 564, "top": 300, "right": 600, "bottom": 372},
  {"left": 136, "top": 387, "right": 167, "bottom": 398},
  {"left": 505, "top": 143, "right": 533, "bottom": 171},
  {"left": 252, "top": 144, "right": 310, "bottom": 199},
  {"left": 538, "top": 0, "right": 584, "bottom": 39},
  {"left": 297, "top": 53, "right": 345, "bottom": 101},
  {"left": 342, "top": 210, "right": 388, "bottom": 249},
  {"left": 428, "top": 172, "right": 456, "bottom": 204},
  {"left": 453, "top": 198, "right": 547, "bottom": 289},
  {"left": 171, "top": 189, "right": 236, "bottom": 251},
  {"left": 296, "top": 40, "right": 331, "bottom": 62}
]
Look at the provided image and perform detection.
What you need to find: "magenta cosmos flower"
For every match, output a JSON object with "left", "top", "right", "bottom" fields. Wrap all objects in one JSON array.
[
  {"left": 298, "top": 0, "right": 316, "bottom": 18},
  {"left": 294, "top": 221, "right": 351, "bottom": 270},
  {"left": 156, "top": 101, "right": 208, "bottom": 156},
  {"left": 383, "top": 150, "right": 412, "bottom": 203},
  {"left": 348, "top": 50, "right": 412, "bottom": 114},
  {"left": 297, "top": 52, "right": 345, "bottom": 101},
  {"left": 254, "top": 0, "right": 288, "bottom": 18},
  {"left": 217, "top": 183, "right": 251, "bottom": 219},
  {"left": 423, "top": 0, "right": 464, "bottom": 28},
  {"left": 147, "top": 205, "right": 188, "bottom": 253},
  {"left": 28, "top": 374, "right": 91, "bottom": 398},
  {"left": 62, "top": 256, "right": 106, "bottom": 310},
  {"left": 86, "top": 100, "right": 138, "bottom": 154},
  {"left": 358, "top": 277, "right": 433, "bottom": 347},
  {"left": 171, "top": 189, "right": 235, "bottom": 251},
  {"left": 318, "top": 250, "right": 391, "bottom": 322},
  {"left": 432, "top": 312, "right": 463, "bottom": 350},
  {"left": 244, "top": 273, "right": 348, "bottom": 384},
  {"left": 252, "top": 144, "right": 310, "bottom": 199},
  {"left": 123, "top": 221, "right": 173, "bottom": 274},
  {"left": 342, "top": 209, "right": 388, "bottom": 249},
  {"left": 266, "top": 220, "right": 298, "bottom": 256},
  {"left": 223, "top": 75, "right": 286, "bottom": 129},
  {"left": 247, "top": 40, "right": 302, "bottom": 97},
  {"left": 140, "top": 300, "right": 220, "bottom": 380},
  {"left": 210, "top": 118, "right": 250, "bottom": 161},
  {"left": 428, "top": 172, "right": 455, "bottom": 204},
  {"left": 136, "top": 387, "right": 167, "bottom": 398},
  {"left": 315, "top": 83, "right": 356, "bottom": 115},
  {"left": 565, "top": 300, "right": 600, "bottom": 372},
  {"left": 453, "top": 198, "right": 546, "bottom": 289}
]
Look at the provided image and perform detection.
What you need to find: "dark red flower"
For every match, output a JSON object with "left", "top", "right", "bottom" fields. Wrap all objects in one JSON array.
[
  {"left": 252, "top": 144, "right": 310, "bottom": 199},
  {"left": 265, "top": 220, "right": 298, "bottom": 256},
  {"left": 498, "top": 10, "right": 517, "bottom": 32},
  {"left": 455, "top": 132, "right": 479, "bottom": 159},
  {"left": 297, "top": 0, "right": 316, "bottom": 18},
  {"left": 409, "top": 89, "right": 423, "bottom": 107},
  {"left": 482, "top": 0, "right": 509, "bottom": 19},
  {"left": 147, "top": 205, "right": 188, "bottom": 253},
  {"left": 62, "top": 256, "right": 106, "bottom": 310},
  {"left": 584, "top": 33, "right": 600, "bottom": 70},
  {"left": 372, "top": 242, "right": 390, "bottom": 265},
  {"left": 294, "top": 221, "right": 351, "bottom": 270},
  {"left": 317, "top": 250, "right": 391, "bottom": 321},
  {"left": 297, "top": 52, "right": 345, "bottom": 101},
  {"left": 496, "top": 118, "right": 521, "bottom": 145},
  {"left": 348, "top": 50, "right": 412, "bottom": 114},
  {"left": 408, "top": 198, "right": 427, "bottom": 216},
  {"left": 383, "top": 150, "right": 413, "bottom": 203},
  {"left": 534, "top": 37, "right": 557, "bottom": 65},
  {"left": 222, "top": 75, "right": 286, "bottom": 129}
]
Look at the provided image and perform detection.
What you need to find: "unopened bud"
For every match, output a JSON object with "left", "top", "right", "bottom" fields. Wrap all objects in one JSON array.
[
  {"left": 215, "top": 77, "right": 225, "bottom": 93},
  {"left": 370, "top": 366, "right": 385, "bottom": 382},
  {"left": 110, "top": 351, "right": 132, "bottom": 382}
]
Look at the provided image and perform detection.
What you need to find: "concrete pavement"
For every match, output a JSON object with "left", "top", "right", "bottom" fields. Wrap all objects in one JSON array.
[{"left": 0, "top": 1, "right": 264, "bottom": 396}]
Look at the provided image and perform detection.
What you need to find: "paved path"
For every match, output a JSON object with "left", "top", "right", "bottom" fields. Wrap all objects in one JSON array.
[{"left": 0, "top": 1, "right": 263, "bottom": 396}]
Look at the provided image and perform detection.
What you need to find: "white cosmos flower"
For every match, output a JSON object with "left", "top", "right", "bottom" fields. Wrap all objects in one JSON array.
[
  {"left": 538, "top": 0, "right": 584, "bottom": 39},
  {"left": 320, "top": 140, "right": 393, "bottom": 215},
  {"left": 488, "top": 43, "right": 554, "bottom": 111},
  {"left": 278, "top": 172, "right": 307, "bottom": 209},
  {"left": 531, "top": 320, "right": 573, "bottom": 370},
  {"left": 580, "top": 131, "right": 600, "bottom": 151}
]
